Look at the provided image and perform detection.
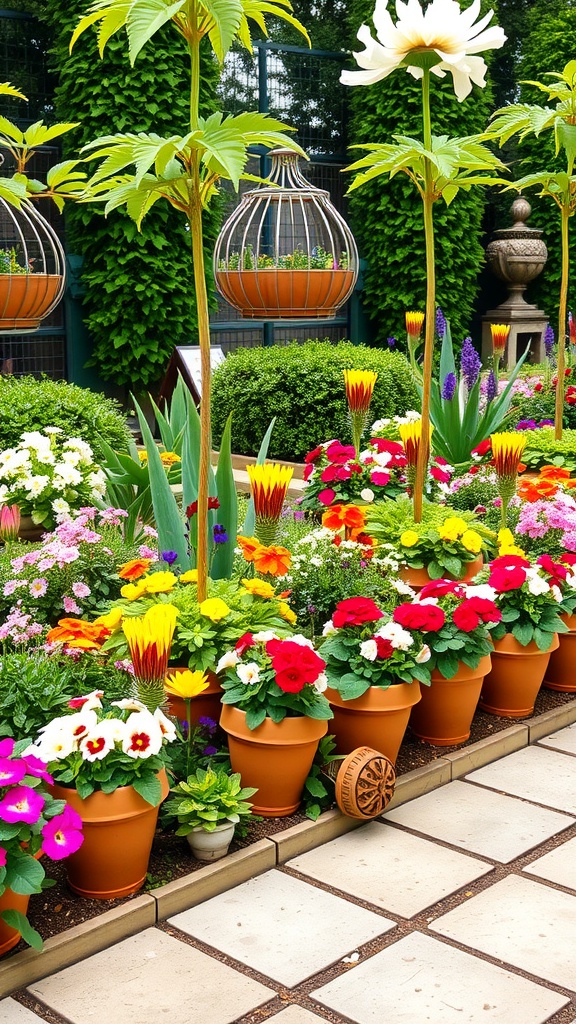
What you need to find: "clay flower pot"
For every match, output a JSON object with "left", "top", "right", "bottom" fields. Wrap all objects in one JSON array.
[
  {"left": 399, "top": 555, "right": 483, "bottom": 591},
  {"left": 326, "top": 682, "right": 421, "bottom": 764},
  {"left": 410, "top": 654, "right": 492, "bottom": 746},
  {"left": 544, "top": 614, "right": 576, "bottom": 693},
  {"left": 0, "top": 273, "right": 62, "bottom": 331},
  {"left": 219, "top": 705, "right": 327, "bottom": 817},
  {"left": 17, "top": 515, "right": 45, "bottom": 543},
  {"left": 0, "top": 886, "right": 32, "bottom": 956},
  {"left": 479, "top": 633, "right": 559, "bottom": 718},
  {"left": 215, "top": 268, "right": 356, "bottom": 320},
  {"left": 49, "top": 770, "right": 169, "bottom": 899}
]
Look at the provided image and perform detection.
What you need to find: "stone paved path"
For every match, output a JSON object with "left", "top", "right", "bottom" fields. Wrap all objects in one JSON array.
[{"left": 3, "top": 724, "right": 576, "bottom": 1024}]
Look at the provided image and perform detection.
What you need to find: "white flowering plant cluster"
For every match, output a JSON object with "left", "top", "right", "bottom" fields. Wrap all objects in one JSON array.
[
  {"left": 25, "top": 690, "right": 175, "bottom": 804},
  {"left": 0, "top": 430, "right": 107, "bottom": 531}
]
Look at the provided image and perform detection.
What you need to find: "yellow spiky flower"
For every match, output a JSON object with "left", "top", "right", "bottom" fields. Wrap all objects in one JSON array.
[
  {"left": 165, "top": 668, "right": 209, "bottom": 700},
  {"left": 490, "top": 323, "right": 510, "bottom": 356},
  {"left": 247, "top": 463, "right": 293, "bottom": 546},
  {"left": 405, "top": 311, "right": 424, "bottom": 341},
  {"left": 122, "top": 604, "right": 179, "bottom": 712},
  {"left": 491, "top": 432, "right": 527, "bottom": 530},
  {"left": 343, "top": 369, "right": 378, "bottom": 456}
]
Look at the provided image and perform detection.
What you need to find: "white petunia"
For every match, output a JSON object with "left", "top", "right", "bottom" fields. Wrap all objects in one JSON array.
[
  {"left": 360, "top": 638, "right": 378, "bottom": 661},
  {"left": 237, "top": 662, "right": 260, "bottom": 686},
  {"left": 415, "top": 644, "right": 431, "bottom": 663},
  {"left": 360, "top": 488, "right": 375, "bottom": 502},
  {"left": 122, "top": 711, "right": 163, "bottom": 758},
  {"left": 525, "top": 569, "right": 550, "bottom": 596},
  {"left": 216, "top": 649, "right": 240, "bottom": 674},
  {"left": 464, "top": 582, "right": 497, "bottom": 601},
  {"left": 289, "top": 634, "right": 315, "bottom": 648},
  {"left": 376, "top": 620, "right": 414, "bottom": 650},
  {"left": 252, "top": 630, "right": 277, "bottom": 643},
  {"left": 322, "top": 619, "right": 336, "bottom": 637},
  {"left": 314, "top": 672, "right": 328, "bottom": 693}
]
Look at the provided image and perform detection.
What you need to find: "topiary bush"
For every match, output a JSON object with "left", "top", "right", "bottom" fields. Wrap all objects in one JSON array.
[
  {"left": 211, "top": 341, "right": 419, "bottom": 461},
  {"left": 0, "top": 376, "right": 132, "bottom": 459}
]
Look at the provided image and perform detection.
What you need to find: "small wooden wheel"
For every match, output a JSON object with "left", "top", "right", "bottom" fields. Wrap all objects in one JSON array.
[{"left": 335, "top": 746, "right": 396, "bottom": 820}]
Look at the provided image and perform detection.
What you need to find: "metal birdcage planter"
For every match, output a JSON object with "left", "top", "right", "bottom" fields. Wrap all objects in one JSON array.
[
  {"left": 214, "top": 149, "right": 358, "bottom": 320},
  {"left": 0, "top": 199, "right": 65, "bottom": 334}
]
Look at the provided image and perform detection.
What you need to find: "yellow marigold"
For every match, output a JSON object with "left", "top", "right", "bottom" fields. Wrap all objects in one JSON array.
[
  {"left": 141, "top": 571, "right": 178, "bottom": 594},
  {"left": 241, "top": 577, "right": 276, "bottom": 599},
  {"left": 165, "top": 669, "right": 209, "bottom": 699},
  {"left": 199, "top": 597, "right": 231, "bottom": 622},
  {"left": 439, "top": 516, "right": 468, "bottom": 541},
  {"left": 179, "top": 569, "right": 198, "bottom": 584},
  {"left": 497, "top": 528, "right": 515, "bottom": 547},
  {"left": 118, "top": 557, "right": 152, "bottom": 581},
  {"left": 461, "top": 529, "right": 482, "bottom": 554},
  {"left": 94, "top": 607, "right": 124, "bottom": 632},
  {"left": 400, "top": 529, "right": 420, "bottom": 548},
  {"left": 120, "top": 581, "right": 148, "bottom": 601},
  {"left": 138, "top": 450, "right": 148, "bottom": 463},
  {"left": 278, "top": 601, "right": 297, "bottom": 624},
  {"left": 500, "top": 543, "right": 527, "bottom": 557},
  {"left": 159, "top": 451, "right": 181, "bottom": 466}
]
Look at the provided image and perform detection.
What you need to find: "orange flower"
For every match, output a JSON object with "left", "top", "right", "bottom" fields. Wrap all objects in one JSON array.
[
  {"left": 405, "top": 310, "right": 424, "bottom": 341},
  {"left": 237, "top": 535, "right": 262, "bottom": 562},
  {"left": 517, "top": 479, "right": 557, "bottom": 503},
  {"left": 252, "top": 544, "right": 291, "bottom": 577},
  {"left": 322, "top": 503, "right": 366, "bottom": 534},
  {"left": 491, "top": 432, "right": 527, "bottom": 479},
  {"left": 46, "top": 618, "right": 111, "bottom": 650},
  {"left": 490, "top": 323, "right": 510, "bottom": 354},
  {"left": 539, "top": 465, "right": 572, "bottom": 482},
  {"left": 118, "top": 558, "right": 153, "bottom": 581}
]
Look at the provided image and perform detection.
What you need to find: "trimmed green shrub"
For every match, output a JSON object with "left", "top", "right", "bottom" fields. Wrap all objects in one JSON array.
[
  {"left": 522, "top": 427, "right": 576, "bottom": 473},
  {"left": 211, "top": 341, "right": 419, "bottom": 461},
  {"left": 0, "top": 376, "right": 132, "bottom": 459}
]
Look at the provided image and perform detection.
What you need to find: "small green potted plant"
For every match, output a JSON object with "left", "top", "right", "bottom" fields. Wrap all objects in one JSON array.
[{"left": 163, "top": 767, "right": 257, "bottom": 862}]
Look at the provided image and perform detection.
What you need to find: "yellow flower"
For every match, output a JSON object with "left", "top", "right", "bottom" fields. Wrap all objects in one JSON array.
[
  {"left": 241, "top": 577, "right": 276, "bottom": 599},
  {"left": 165, "top": 669, "right": 209, "bottom": 699},
  {"left": 179, "top": 569, "right": 198, "bottom": 584},
  {"left": 138, "top": 450, "right": 148, "bottom": 463},
  {"left": 159, "top": 451, "right": 181, "bottom": 466},
  {"left": 500, "top": 543, "right": 526, "bottom": 557},
  {"left": 122, "top": 604, "right": 179, "bottom": 681},
  {"left": 400, "top": 529, "right": 420, "bottom": 548},
  {"left": 141, "top": 571, "right": 178, "bottom": 594},
  {"left": 94, "top": 607, "right": 123, "bottom": 632},
  {"left": 199, "top": 597, "right": 231, "bottom": 622},
  {"left": 438, "top": 516, "right": 468, "bottom": 541},
  {"left": 120, "top": 581, "right": 148, "bottom": 601},
  {"left": 278, "top": 601, "right": 297, "bottom": 624},
  {"left": 497, "top": 528, "right": 515, "bottom": 547},
  {"left": 343, "top": 369, "right": 378, "bottom": 415},
  {"left": 461, "top": 529, "right": 482, "bottom": 554}
]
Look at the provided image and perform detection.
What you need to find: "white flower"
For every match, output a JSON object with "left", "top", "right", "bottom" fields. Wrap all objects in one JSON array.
[
  {"left": 372, "top": 451, "right": 392, "bottom": 468},
  {"left": 289, "top": 634, "right": 315, "bottom": 648},
  {"left": 154, "top": 707, "right": 178, "bottom": 742},
  {"left": 35, "top": 449, "right": 56, "bottom": 466},
  {"left": 53, "top": 463, "right": 82, "bottom": 487},
  {"left": 122, "top": 711, "right": 163, "bottom": 758},
  {"left": 252, "top": 630, "right": 277, "bottom": 643},
  {"left": 525, "top": 569, "right": 550, "bottom": 596},
  {"left": 79, "top": 721, "right": 119, "bottom": 761},
  {"left": 416, "top": 596, "right": 439, "bottom": 606},
  {"left": 341, "top": 0, "right": 506, "bottom": 102},
  {"left": 32, "top": 728, "right": 77, "bottom": 761},
  {"left": 415, "top": 644, "right": 431, "bottom": 663},
  {"left": 464, "top": 583, "right": 497, "bottom": 601},
  {"left": 392, "top": 579, "right": 416, "bottom": 596},
  {"left": 52, "top": 498, "right": 70, "bottom": 516},
  {"left": 25, "top": 475, "right": 50, "bottom": 497},
  {"left": 370, "top": 418, "right": 390, "bottom": 432},
  {"left": 550, "top": 584, "right": 563, "bottom": 603},
  {"left": 566, "top": 572, "right": 576, "bottom": 590},
  {"left": 360, "top": 488, "right": 375, "bottom": 502},
  {"left": 44, "top": 426, "right": 63, "bottom": 434},
  {"left": 111, "top": 697, "right": 147, "bottom": 712},
  {"left": 216, "top": 649, "right": 240, "bottom": 674},
  {"left": 20, "top": 431, "right": 51, "bottom": 449},
  {"left": 314, "top": 672, "right": 328, "bottom": 693},
  {"left": 322, "top": 619, "right": 336, "bottom": 637},
  {"left": 360, "top": 638, "right": 379, "bottom": 661},
  {"left": 376, "top": 620, "right": 414, "bottom": 650},
  {"left": 237, "top": 662, "right": 260, "bottom": 686}
]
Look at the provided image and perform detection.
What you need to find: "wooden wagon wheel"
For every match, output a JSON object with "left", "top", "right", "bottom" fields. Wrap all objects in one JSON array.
[{"left": 334, "top": 746, "right": 396, "bottom": 820}]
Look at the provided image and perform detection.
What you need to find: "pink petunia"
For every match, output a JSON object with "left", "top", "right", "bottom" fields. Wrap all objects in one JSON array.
[
  {"left": 0, "top": 845, "right": 6, "bottom": 867},
  {"left": 0, "top": 738, "right": 15, "bottom": 757},
  {"left": 0, "top": 784, "right": 45, "bottom": 824},
  {"left": 0, "top": 757, "right": 26, "bottom": 786},
  {"left": 42, "top": 804, "right": 84, "bottom": 860},
  {"left": 21, "top": 754, "right": 54, "bottom": 785}
]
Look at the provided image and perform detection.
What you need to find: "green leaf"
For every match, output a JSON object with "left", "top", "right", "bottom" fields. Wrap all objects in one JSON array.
[
  {"left": 133, "top": 395, "right": 188, "bottom": 569},
  {"left": 126, "top": 0, "right": 187, "bottom": 63},
  {"left": 133, "top": 773, "right": 163, "bottom": 806},
  {"left": 0, "top": 910, "right": 43, "bottom": 950},
  {"left": 211, "top": 413, "right": 237, "bottom": 580}
]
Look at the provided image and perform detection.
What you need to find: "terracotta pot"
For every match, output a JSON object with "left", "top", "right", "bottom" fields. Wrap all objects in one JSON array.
[
  {"left": 326, "top": 682, "right": 421, "bottom": 764},
  {"left": 0, "top": 273, "right": 63, "bottom": 330},
  {"left": 165, "top": 669, "right": 223, "bottom": 725},
  {"left": 49, "top": 770, "right": 169, "bottom": 899},
  {"left": 399, "top": 555, "right": 483, "bottom": 591},
  {"left": 543, "top": 614, "right": 576, "bottom": 692},
  {"left": 219, "top": 705, "right": 327, "bottom": 817},
  {"left": 17, "top": 515, "right": 46, "bottom": 542},
  {"left": 479, "top": 633, "right": 559, "bottom": 718},
  {"left": 214, "top": 268, "right": 356, "bottom": 319},
  {"left": 410, "top": 654, "right": 492, "bottom": 746},
  {"left": 0, "top": 886, "right": 32, "bottom": 956}
]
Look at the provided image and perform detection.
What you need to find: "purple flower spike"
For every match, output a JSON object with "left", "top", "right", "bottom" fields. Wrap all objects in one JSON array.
[
  {"left": 460, "top": 337, "right": 481, "bottom": 391},
  {"left": 441, "top": 372, "right": 457, "bottom": 400},
  {"left": 486, "top": 369, "right": 497, "bottom": 403},
  {"left": 544, "top": 324, "right": 555, "bottom": 357},
  {"left": 435, "top": 307, "right": 447, "bottom": 339}
]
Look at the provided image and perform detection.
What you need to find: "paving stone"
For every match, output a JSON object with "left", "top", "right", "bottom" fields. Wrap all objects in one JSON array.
[
  {"left": 27, "top": 927, "right": 274, "bottom": 1024},
  {"left": 169, "top": 868, "right": 393, "bottom": 987},
  {"left": 384, "top": 779, "right": 574, "bottom": 862},
  {"left": 311, "top": 931, "right": 567, "bottom": 1024},
  {"left": 538, "top": 722, "right": 576, "bottom": 755},
  {"left": 287, "top": 821, "right": 492, "bottom": 918},
  {"left": 0, "top": 1000, "right": 47, "bottom": 1023},
  {"left": 523, "top": 835, "right": 576, "bottom": 891},
  {"left": 430, "top": 874, "right": 576, "bottom": 990},
  {"left": 466, "top": 745, "right": 576, "bottom": 814},
  {"left": 267, "top": 1008, "right": 328, "bottom": 1024}
]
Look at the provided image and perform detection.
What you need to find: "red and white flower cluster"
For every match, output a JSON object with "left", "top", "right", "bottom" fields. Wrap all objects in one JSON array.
[{"left": 300, "top": 439, "right": 408, "bottom": 509}]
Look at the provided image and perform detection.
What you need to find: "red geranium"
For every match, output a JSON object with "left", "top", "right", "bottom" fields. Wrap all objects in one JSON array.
[
  {"left": 488, "top": 554, "right": 530, "bottom": 592},
  {"left": 472, "top": 439, "right": 492, "bottom": 457},
  {"left": 374, "top": 636, "right": 394, "bottom": 659},
  {"left": 304, "top": 446, "right": 324, "bottom": 464},
  {"left": 453, "top": 597, "right": 501, "bottom": 632},
  {"left": 537, "top": 554, "right": 568, "bottom": 587},
  {"left": 235, "top": 632, "right": 255, "bottom": 656},
  {"left": 561, "top": 553, "right": 576, "bottom": 567},
  {"left": 430, "top": 465, "right": 451, "bottom": 484},
  {"left": 266, "top": 639, "right": 326, "bottom": 693},
  {"left": 369, "top": 438, "right": 404, "bottom": 457},
  {"left": 393, "top": 602, "right": 446, "bottom": 632},
  {"left": 326, "top": 441, "right": 356, "bottom": 465},
  {"left": 419, "top": 579, "right": 464, "bottom": 600},
  {"left": 332, "top": 597, "right": 384, "bottom": 629}
]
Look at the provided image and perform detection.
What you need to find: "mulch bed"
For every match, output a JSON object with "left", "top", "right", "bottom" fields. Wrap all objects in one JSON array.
[{"left": 14, "top": 685, "right": 576, "bottom": 952}]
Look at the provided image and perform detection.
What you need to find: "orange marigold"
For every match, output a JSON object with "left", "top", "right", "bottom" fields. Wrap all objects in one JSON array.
[
  {"left": 236, "top": 535, "right": 262, "bottom": 562},
  {"left": 118, "top": 558, "right": 153, "bottom": 580},
  {"left": 322, "top": 503, "right": 366, "bottom": 534},
  {"left": 46, "top": 618, "right": 111, "bottom": 650},
  {"left": 252, "top": 544, "right": 291, "bottom": 577}
]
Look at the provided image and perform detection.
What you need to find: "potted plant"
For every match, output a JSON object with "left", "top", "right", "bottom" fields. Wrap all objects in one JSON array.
[
  {"left": 163, "top": 767, "right": 257, "bottom": 862},
  {"left": 0, "top": 432, "right": 107, "bottom": 538},
  {"left": 478, "top": 555, "right": 568, "bottom": 717},
  {"left": 25, "top": 690, "right": 176, "bottom": 899},
  {"left": 402, "top": 580, "right": 501, "bottom": 745},
  {"left": 0, "top": 736, "right": 83, "bottom": 953},
  {"left": 300, "top": 437, "right": 408, "bottom": 510},
  {"left": 217, "top": 632, "right": 332, "bottom": 817},
  {"left": 536, "top": 554, "right": 576, "bottom": 693},
  {"left": 319, "top": 596, "right": 431, "bottom": 763}
]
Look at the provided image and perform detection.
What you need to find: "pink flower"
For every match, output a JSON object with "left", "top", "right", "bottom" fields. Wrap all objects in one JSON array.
[
  {"left": 370, "top": 470, "right": 391, "bottom": 487},
  {"left": 0, "top": 757, "right": 26, "bottom": 786},
  {"left": 0, "top": 738, "right": 15, "bottom": 757},
  {"left": 42, "top": 804, "right": 84, "bottom": 860},
  {"left": 63, "top": 596, "right": 81, "bottom": 614},
  {"left": 318, "top": 488, "right": 337, "bottom": 506},
  {"left": 0, "top": 784, "right": 45, "bottom": 824},
  {"left": 0, "top": 845, "right": 6, "bottom": 867},
  {"left": 72, "top": 581, "right": 91, "bottom": 599},
  {"left": 21, "top": 754, "right": 54, "bottom": 785},
  {"left": 29, "top": 578, "right": 48, "bottom": 598},
  {"left": 138, "top": 545, "right": 156, "bottom": 560}
]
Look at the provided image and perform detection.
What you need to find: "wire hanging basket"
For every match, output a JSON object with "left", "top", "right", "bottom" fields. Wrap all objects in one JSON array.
[
  {"left": 0, "top": 198, "right": 65, "bottom": 334},
  {"left": 214, "top": 149, "right": 359, "bottom": 320}
]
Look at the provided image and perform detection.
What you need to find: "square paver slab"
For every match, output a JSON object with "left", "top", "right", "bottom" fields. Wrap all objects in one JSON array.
[
  {"left": 0, "top": 1001, "right": 48, "bottom": 1023},
  {"left": 268, "top": 1008, "right": 329, "bottom": 1024},
  {"left": 538, "top": 723, "right": 576, "bottom": 755},
  {"left": 524, "top": 835, "right": 576, "bottom": 891},
  {"left": 287, "top": 821, "right": 492, "bottom": 918},
  {"left": 430, "top": 874, "right": 576, "bottom": 990},
  {"left": 311, "top": 931, "right": 567, "bottom": 1024},
  {"left": 384, "top": 779, "right": 574, "bottom": 862},
  {"left": 466, "top": 745, "right": 576, "bottom": 814},
  {"left": 169, "top": 868, "right": 393, "bottom": 987},
  {"left": 27, "top": 927, "right": 275, "bottom": 1024}
]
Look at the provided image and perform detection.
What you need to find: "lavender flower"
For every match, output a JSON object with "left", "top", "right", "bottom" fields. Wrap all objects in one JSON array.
[
  {"left": 161, "top": 550, "right": 178, "bottom": 566},
  {"left": 544, "top": 324, "right": 555, "bottom": 358},
  {"left": 517, "top": 419, "right": 537, "bottom": 430},
  {"left": 435, "top": 306, "right": 447, "bottom": 339},
  {"left": 387, "top": 336, "right": 397, "bottom": 349},
  {"left": 441, "top": 372, "right": 457, "bottom": 400},
  {"left": 486, "top": 369, "right": 497, "bottom": 403},
  {"left": 460, "top": 336, "right": 481, "bottom": 391},
  {"left": 212, "top": 524, "right": 228, "bottom": 544}
]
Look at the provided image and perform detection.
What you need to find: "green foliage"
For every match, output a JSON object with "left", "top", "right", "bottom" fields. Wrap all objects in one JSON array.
[
  {"left": 41, "top": 0, "right": 222, "bottom": 391},
  {"left": 301, "top": 734, "right": 343, "bottom": 822},
  {"left": 345, "top": 0, "right": 497, "bottom": 345},
  {"left": 163, "top": 767, "right": 257, "bottom": 834},
  {"left": 211, "top": 341, "right": 419, "bottom": 460},
  {"left": 0, "top": 375, "right": 131, "bottom": 460},
  {"left": 522, "top": 426, "right": 576, "bottom": 472},
  {"left": 366, "top": 497, "right": 495, "bottom": 557}
]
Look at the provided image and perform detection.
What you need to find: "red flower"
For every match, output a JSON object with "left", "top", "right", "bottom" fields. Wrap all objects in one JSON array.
[
  {"left": 266, "top": 639, "right": 326, "bottom": 692},
  {"left": 374, "top": 636, "right": 394, "bottom": 659},
  {"left": 534, "top": 382, "right": 543, "bottom": 392},
  {"left": 561, "top": 553, "right": 576, "bottom": 567},
  {"left": 186, "top": 497, "right": 220, "bottom": 517},
  {"left": 332, "top": 597, "right": 384, "bottom": 629},
  {"left": 537, "top": 554, "right": 568, "bottom": 587},
  {"left": 370, "top": 470, "right": 391, "bottom": 487},
  {"left": 419, "top": 579, "right": 464, "bottom": 600},
  {"left": 369, "top": 438, "right": 405, "bottom": 456},
  {"left": 235, "top": 632, "right": 255, "bottom": 656},
  {"left": 393, "top": 603, "right": 446, "bottom": 632},
  {"left": 326, "top": 441, "right": 356, "bottom": 465},
  {"left": 430, "top": 465, "right": 451, "bottom": 483},
  {"left": 488, "top": 561, "right": 528, "bottom": 591},
  {"left": 318, "top": 488, "right": 336, "bottom": 506},
  {"left": 491, "top": 554, "right": 531, "bottom": 570},
  {"left": 305, "top": 446, "right": 324, "bottom": 464},
  {"left": 303, "top": 463, "right": 315, "bottom": 481},
  {"left": 453, "top": 597, "right": 501, "bottom": 632},
  {"left": 469, "top": 465, "right": 479, "bottom": 475},
  {"left": 472, "top": 439, "right": 492, "bottom": 457}
]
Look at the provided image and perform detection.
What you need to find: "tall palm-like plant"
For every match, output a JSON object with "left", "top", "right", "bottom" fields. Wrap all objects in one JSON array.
[{"left": 71, "top": 0, "right": 309, "bottom": 601}]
